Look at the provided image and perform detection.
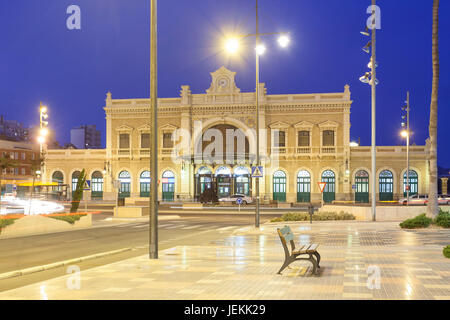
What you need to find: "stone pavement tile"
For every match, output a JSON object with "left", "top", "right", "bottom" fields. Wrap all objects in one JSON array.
[{"left": 1, "top": 221, "right": 449, "bottom": 300}]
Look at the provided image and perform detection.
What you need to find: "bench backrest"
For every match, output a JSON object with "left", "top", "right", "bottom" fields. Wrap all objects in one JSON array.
[{"left": 277, "top": 226, "right": 296, "bottom": 257}]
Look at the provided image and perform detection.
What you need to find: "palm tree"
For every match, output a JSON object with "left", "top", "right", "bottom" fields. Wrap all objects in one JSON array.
[{"left": 427, "top": 0, "right": 440, "bottom": 218}]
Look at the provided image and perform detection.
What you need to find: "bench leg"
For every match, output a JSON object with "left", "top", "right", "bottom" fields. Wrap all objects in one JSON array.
[
  {"left": 309, "top": 254, "right": 318, "bottom": 275},
  {"left": 313, "top": 252, "right": 321, "bottom": 268},
  {"left": 277, "top": 258, "right": 293, "bottom": 275}
]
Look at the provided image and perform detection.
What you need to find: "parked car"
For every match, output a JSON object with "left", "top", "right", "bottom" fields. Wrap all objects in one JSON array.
[
  {"left": 218, "top": 194, "right": 254, "bottom": 205},
  {"left": 398, "top": 194, "right": 428, "bottom": 206},
  {"left": 438, "top": 194, "right": 450, "bottom": 205}
]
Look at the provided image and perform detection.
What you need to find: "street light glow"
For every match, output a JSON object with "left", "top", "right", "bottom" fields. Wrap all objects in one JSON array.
[
  {"left": 225, "top": 38, "right": 240, "bottom": 54},
  {"left": 278, "top": 35, "right": 290, "bottom": 48},
  {"left": 40, "top": 106, "right": 48, "bottom": 113},
  {"left": 401, "top": 130, "right": 409, "bottom": 138},
  {"left": 37, "top": 136, "right": 45, "bottom": 144},
  {"left": 40, "top": 127, "right": 49, "bottom": 136},
  {"left": 255, "top": 44, "right": 266, "bottom": 55}
]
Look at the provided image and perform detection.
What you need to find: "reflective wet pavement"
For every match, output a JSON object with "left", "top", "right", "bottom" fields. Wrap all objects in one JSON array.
[{"left": 0, "top": 221, "right": 449, "bottom": 300}]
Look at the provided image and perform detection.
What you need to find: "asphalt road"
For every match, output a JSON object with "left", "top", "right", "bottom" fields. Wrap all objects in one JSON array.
[{"left": 0, "top": 212, "right": 278, "bottom": 292}]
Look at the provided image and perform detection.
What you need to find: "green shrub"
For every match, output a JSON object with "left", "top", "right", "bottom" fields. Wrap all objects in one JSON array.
[
  {"left": 0, "top": 218, "right": 18, "bottom": 234},
  {"left": 70, "top": 169, "right": 87, "bottom": 213},
  {"left": 399, "top": 214, "right": 432, "bottom": 229},
  {"left": 434, "top": 210, "right": 450, "bottom": 228},
  {"left": 48, "top": 214, "right": 87, "bottom": 225},
  {"left": 444, "top": 246, "right": 450, "bottom": 258},
  {"left": 271, "top": 211, "right": 355, "bottom": 222}
]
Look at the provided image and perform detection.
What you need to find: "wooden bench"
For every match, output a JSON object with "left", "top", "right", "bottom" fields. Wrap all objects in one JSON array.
[{"left": 277, "top": 226, "right": 321, "bottom": 275}]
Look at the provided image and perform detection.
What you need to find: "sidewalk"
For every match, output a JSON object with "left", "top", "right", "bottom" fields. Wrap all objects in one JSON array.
[{"left": 1, "top": 221, "right": 449, "bottom": 300}]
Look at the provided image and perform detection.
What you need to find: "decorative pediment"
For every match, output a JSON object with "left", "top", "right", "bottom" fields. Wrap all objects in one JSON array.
[
  {"left": 318, "top": 120, "right": 339, "bottom": 130},
  {"left": 268, "top": 121, "right": 289, "bottom": 129},
  {"left": 206, "top": 66, "right": 241, "bottom": 95},
  {"left": 115, "top": 124, "right": 133, "bottom": 132},
  {"left": 294, "top": 121, "right": 314, "bottom": 129},
  {"left": 137, "top": 124, "right": 151, "bottom": 131},
  {"left": 160, "top": 124, "right": 178, "bottom": 131}
]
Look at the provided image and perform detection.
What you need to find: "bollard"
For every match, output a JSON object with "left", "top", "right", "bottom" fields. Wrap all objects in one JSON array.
[{"left": 308, "top": 204, "right": 315, "bottom": 224}]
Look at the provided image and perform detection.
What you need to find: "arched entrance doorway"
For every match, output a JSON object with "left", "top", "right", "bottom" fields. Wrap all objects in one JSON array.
[
  {"left": 321, "top": 170, "right": 335, "bottom": 203},
  {"left": 297, "top": 170, "right": 311, "bottom": 203},
  {"left": 355, "top": 170, "right": 369, "bottom": 203},
  {"left": 379, "top": 170, "right": 393, "bottom": 201},
  {"left": 234, "top": 166, "right": 251, "bottom": 195},
  {"left": 194, "top": 166, "right": 213, "bottom": 200},
  {"left": 215, "top": 166, "right": 231, "bottom": 198},
  {"left": 273, "top": 170, "right": 286, "bottom": 202},
  {"left": 71, "top": 171, "right": 81, "bottom": 196},
  {"left": 162, "top": 170, "right": 175, "bottom": 201}
]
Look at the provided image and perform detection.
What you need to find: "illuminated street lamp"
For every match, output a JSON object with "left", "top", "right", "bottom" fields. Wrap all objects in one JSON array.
[
  {"left": 224, "top": 0, "right": 290, "bottom": 229},
  {"left": 401, "top": 91, "right": 411, "bottom": 205},
  {"left": 38, "top": 102, "right": 49, "bottom": 184}
]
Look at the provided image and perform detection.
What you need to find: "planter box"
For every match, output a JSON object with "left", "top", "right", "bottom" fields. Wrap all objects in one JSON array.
[
  {"left": 114, "top": 206, "right": 149, "bottom": 218},
  {"left": 0, "top": 214, "right": 92, "bottom": 239}
]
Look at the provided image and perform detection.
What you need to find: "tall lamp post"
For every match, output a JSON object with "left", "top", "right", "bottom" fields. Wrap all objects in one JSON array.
[
  {"left": 359, "top": 0, "right": 378, "bottom": 221},
  {"left": 38, "top": 103, "right": 49, "bottom": 179},
  {"left": 149, "top": 0, "right": 158, "bottom": 259},
  {"left": 401, "top": 92, "right": 411, "bottom": 205},
  {"left": 225, "top": 0, "right": 290, "bottom": 228}
]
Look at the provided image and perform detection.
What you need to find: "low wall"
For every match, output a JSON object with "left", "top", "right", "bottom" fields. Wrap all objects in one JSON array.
[
  {"left": 0, "top": 214, "right": 92, "bottom": 238},
  {"left": 319, "top": 205, "right": 450, "bottom": 221}
]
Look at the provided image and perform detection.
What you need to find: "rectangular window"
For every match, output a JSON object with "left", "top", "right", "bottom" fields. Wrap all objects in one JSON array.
[
  {"left": 323, "top": 130, "right": 335, "bottom": 146},
  {"left": 14, "top": 168, "right": 19, "bottom": 175},
  {"left": 274, "top": 130, "right": 286, "bottom": 147},
  {"left": 119, "top": 134, "right": 130, "bottom": 149},
  {"left": 298, "top": 131, "right": 310, "bottom": 146},
  {"left": 141, "top": 133, "right": 150, "bottom": 149},
  {"left": 32, "top": 153, "right": 35, "bottom": 160},
  {"left": 21, "top": 153, "right": 26, "bottom": 160},
  {"left": 163, "top": 132, "right": 173, "bottom": 148},
  {"left": 14, "top": 152, "right": 18, "bottom": 159},
  {"left": 21, "top": 168, "right": 26, "bottom": 175}
]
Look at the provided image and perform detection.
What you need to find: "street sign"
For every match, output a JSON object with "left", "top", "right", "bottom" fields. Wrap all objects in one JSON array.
[
  {"left": 83, "top": 180, "right": 91, "bottom": 191},
  {"left": 236, "top": 198, "right": 243, "bottom": 205},
  {"left": 318, "top": 182, "right": 327, "bottom": 193},
  {"left": 252, "top": 166, "right": 264, "bottom": 178}
]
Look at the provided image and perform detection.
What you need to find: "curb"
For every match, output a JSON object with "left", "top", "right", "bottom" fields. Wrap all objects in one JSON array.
[{"left": 0, "top": 247, "right": 132, "bottom": 281}]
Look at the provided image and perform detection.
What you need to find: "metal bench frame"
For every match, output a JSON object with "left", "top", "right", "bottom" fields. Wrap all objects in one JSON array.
[{"left": 277, "top": 226, "right": 321, "bottom": 275}]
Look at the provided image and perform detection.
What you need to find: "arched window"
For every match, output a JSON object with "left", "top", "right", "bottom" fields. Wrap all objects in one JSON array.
[
  {"left": 118, "top": 171, "right": 131, "bottom": 198},
  {"left": 403, "top": 170, "right": 418, "bottom": 196},
  {"left": 91, "top": 171, "right": 103, "bottom": 199},
  {"left": 140, "top": 171, "right": 150, "bottom": 197},
  {"left": 71, "top": 171, "right": 81, "bottom": 192},
  {"left": 379, "top": 170, "right": 394, "bottom": 201},
  {"left": 355, "top": 170, "right": 369, "bottom": 203},
  {"left": 162, "top": 170, "right": 175, "bottom": 201},
  {"left": 52, "top": 171, "right": 64, "bottom": 184},
  {"left": 321, "top": 170, "right": 335, "bottom": 203},
  {"left": 234, "top": 166, "right": 251, "bottom": 196}
]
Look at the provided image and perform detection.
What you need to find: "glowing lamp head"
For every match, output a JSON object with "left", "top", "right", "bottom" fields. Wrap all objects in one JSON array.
[
  {"left": 255, "top": 44, "right": 266, "bottom": 55},
  {"left": 401, "top": 130, "right": 409, "bottom": 138},
  {"left": 349, "top": 141, "right": 359, "bottom": 147},
  {"left": 37, "top": 136, "right": 45, "bottom": 144},
  {"left": 40, "top": 128, "right": 49, "bottom": 136},
  {"left": 40, "top": 106, "right": 48, "bottom": 113},
  {"left": 225, "top": 38, "right": 240, "bottom": 54},
  {"left": 278, "top": 35, "right": 290, "bottom": 48}
]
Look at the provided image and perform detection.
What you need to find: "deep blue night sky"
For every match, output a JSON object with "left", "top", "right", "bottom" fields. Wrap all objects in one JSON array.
[{"left": 1, "top": 1, "right": 449, "bottom": 166}]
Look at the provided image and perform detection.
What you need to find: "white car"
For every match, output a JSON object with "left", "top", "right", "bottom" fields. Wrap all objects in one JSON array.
[
  {"left": 398, "top": 194, "right": 428, "bottom": 206},
  {"left": 438, "top": 194, "right": 450, "bottom": 205},
  {"left": 219, "top": 194, "right": 254, "bottom": 205}
]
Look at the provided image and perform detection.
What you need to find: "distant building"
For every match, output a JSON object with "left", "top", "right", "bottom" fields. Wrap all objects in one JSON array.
[
  {"left": 70, "top": 125, "right": 101, "bottom": 149},
  {"left": 0, "top": 139, "right": 40, "bottom": 195},
  {"left": 0, "top": 116, "right": 29, "bottom": 141}
]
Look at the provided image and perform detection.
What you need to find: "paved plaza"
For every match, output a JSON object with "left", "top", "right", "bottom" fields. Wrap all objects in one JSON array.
[{"left": 0, "top": 221, "right": 449, "bottom": 300}]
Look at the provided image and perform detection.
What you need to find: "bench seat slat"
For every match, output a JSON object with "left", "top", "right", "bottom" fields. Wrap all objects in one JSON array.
[{"left": 292, "top": 243, "right": 319, "bottom": 254}]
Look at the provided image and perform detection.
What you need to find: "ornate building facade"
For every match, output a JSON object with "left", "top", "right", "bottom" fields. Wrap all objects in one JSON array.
[{"left": 43, "top": 67, "right": 430, "bottom": 203}]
